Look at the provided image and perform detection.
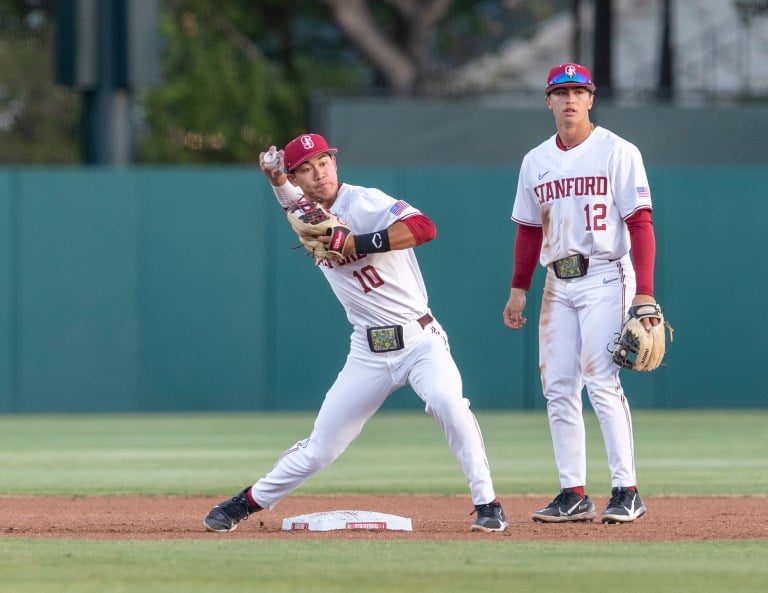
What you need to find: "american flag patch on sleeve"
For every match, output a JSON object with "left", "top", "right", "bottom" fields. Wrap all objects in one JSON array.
[
  {"left": 636, "top": 186, "right": 650, "bottom": 198},
  {"left": 389, "top": 200, "right": 409, "bottom": 216}
]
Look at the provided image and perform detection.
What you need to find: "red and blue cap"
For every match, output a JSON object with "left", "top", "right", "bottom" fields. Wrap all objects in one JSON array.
[
  {"left": 284, "top": 133, "right": 337, "bottom": 172},
  {"left": 545, "top": 63, "right": 597, "bottom": 94}
]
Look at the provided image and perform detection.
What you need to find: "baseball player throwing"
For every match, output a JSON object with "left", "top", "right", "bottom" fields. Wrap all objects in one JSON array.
[
  {"left": 503, "top": 63, "right": 659, "bottom": 523},
  {"left": 204, "top": 133, "right": 507, "bottom": 533}
]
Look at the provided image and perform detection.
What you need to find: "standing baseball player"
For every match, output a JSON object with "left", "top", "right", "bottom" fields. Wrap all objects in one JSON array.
[
  {"left": 503, "top": 63, "right": 659, "bottom": 523},
  {"left": 204, "top": 133, "right": 507, "bottom": 533}
]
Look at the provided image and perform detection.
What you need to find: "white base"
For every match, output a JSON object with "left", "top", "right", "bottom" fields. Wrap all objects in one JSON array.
[{"left": 282, "top": 510, "right": 413, "bottom": 531}]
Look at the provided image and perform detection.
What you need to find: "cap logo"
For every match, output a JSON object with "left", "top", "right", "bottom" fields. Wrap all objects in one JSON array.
[
  {"left": 565, "top": 64, "right": 576, "bottom": 78},
  {"left": 300, "top": 135, "right": 315, "bottom": 150}
]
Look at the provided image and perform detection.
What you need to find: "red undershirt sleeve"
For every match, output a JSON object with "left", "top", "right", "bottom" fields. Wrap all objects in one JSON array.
[
  {"left": 400, "top": 214, "right": 436, "bottom": 245},
  {"left": 511, "top": 223, "right": 542, "bottom": 290},
  {"left": 626, "top": 208, "right": 655, "bottom": 296}
]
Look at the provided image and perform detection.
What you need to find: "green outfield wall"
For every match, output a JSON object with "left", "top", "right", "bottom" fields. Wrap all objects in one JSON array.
[{"left": 0, "top": 166, "right": 765, "bottom": 412}]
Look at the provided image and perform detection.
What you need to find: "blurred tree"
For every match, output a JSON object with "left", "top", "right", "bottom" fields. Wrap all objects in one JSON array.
[
  {"left": 0, "top": 0, "right": 570, "bottom": 164},
  {"left": 138, "top": 0, "right": 369, "bottom": 163},
  {"left": 319, "top": 0, "right": 454, "bottom": 94},
  {"left": 0, "top": 0, "right": 80, "bottom": 164},
  {"left": 138, "top": 0, "right": 510, "bottom": 162}
]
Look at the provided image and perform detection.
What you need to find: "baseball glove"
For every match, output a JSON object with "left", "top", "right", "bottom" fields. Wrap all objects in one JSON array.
[
  {"left": 286, "top": 198, "right": 352, "bottom": 260},
  {"left": 612, "top": 303, "right": 674, "bottom": 371}
]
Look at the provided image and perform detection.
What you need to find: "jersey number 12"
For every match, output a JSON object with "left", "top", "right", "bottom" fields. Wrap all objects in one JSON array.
[{"left": 584, "top": 203, "right": 607, "bottom": 231}]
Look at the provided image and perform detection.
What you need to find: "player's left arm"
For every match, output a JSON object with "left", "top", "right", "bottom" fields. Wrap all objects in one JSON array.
[
  {"left": 328, "top": 214, "right": 436, "bottom": 256},
  {"left": 626, "top": 208, "right": 658, "bottom": 326},
  {"left": 387, "top": 214, "right": 436, "bottom": 248}
]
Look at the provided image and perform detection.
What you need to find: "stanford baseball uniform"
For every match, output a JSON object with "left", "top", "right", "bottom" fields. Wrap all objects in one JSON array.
[
  {"left": 250, "top": 183, "right": 496, "bottom": 508},
  {"left": 513, "top": 126, "right": 652, "bottom": 490}
]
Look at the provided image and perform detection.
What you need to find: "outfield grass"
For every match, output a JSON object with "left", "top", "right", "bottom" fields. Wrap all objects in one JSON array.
[
  {"left": 0, "top": 410, "right": 766, "bottom": 496},
  {"left": 0, "top": 410, "right": 766, "bottom": 593}
]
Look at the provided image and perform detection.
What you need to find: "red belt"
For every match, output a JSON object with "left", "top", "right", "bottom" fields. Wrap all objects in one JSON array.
[{"left": 417, "top": 314, "right": 433, "bottom": 329}]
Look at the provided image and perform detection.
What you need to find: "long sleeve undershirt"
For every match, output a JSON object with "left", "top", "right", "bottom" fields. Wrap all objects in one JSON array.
[{"left": 510, "top": 208, "right": 655, "bottom": 295}]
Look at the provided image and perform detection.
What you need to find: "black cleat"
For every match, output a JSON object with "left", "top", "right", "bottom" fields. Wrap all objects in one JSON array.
[
  {"left": 471, "top": 500, "right": 509, "bottom": 532},
  {"left": 601, "top": 487, "right": 647, "bottom": 523},
  {"left": 203, "top": 488, "right": 257, "bottom": 532},
  {"left": 532, "top": 488, "right": 597, "bottom": 523}
]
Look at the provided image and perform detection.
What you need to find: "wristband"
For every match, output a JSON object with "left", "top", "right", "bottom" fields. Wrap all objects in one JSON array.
[{"left": 355, "top": 230, "right": 391, "bottom": 253}]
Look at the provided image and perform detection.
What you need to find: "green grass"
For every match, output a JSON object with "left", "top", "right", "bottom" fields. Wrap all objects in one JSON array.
[
  {"left": 0, "top": 410, "right": 767, "bottom": 593},
  {"left": 1, "top": 539, "right": 766, "bottom": 593},
  {"left": 0, "top": 410, "right": 766, "bottom": 496}
]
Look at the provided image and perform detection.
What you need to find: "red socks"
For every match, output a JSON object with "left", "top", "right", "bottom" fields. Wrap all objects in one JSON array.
[
  {"left": 244, "top": 488, "right": 263, "bottom": 511},
  {"left": 566, "top": 486, "right": 636, "bottom": 497}
]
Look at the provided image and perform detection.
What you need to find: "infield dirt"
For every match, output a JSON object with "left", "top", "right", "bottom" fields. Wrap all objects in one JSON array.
[{"left": 2, "top": 495, "right": 766, "bottom": 541}]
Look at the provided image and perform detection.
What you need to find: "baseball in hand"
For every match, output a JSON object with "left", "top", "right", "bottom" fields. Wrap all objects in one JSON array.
[{"left": 263, "top": 151, "right": 281, "bottom": 170}]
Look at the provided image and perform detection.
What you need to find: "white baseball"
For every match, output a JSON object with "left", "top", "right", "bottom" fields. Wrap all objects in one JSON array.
[{"left": 263, "top": 152, "right": 280, "bottom": 170}]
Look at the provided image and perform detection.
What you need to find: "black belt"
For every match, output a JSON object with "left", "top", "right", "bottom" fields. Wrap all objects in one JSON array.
[
  {"left": 551, "top": 255, "right": 623, "bottom": 279},
  {"left": 366, "top": 314, "right": 433, "bottom": 353},
  {"left": 552, "top": 254, "right": 589, "bottom": 279}
]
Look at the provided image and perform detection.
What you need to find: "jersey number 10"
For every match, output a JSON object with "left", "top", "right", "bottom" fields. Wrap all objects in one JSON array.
[{"left": 353, "top": 265, "right": 385, "bottom": 294}]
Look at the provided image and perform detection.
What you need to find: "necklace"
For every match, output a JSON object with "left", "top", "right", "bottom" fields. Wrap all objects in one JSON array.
[{"left": 562, "top": 123, "right": 595, "bottom": 150}]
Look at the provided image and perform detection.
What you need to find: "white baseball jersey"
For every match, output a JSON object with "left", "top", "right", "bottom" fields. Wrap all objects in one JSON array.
[
  {"left": 255, "top": 180, "right": 499, "bottom": 509},
  {"left": 512, "top": 126, "right": 653, "bottom": 265},
  {"left": 319, "top": 183, "right": 428, "bottom": 329},
  {"left": 509, "top": 125, "right": 656, "bottom": 492}
]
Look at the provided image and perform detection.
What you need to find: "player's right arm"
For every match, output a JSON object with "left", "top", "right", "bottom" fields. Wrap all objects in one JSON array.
[
  {"left": 503, "top": 288, "right": 527, "bottom": 330},
  {"left": 503, "top": 223, "right": 542, "bottom": 330},
  {"left": 259, "top": 145, "right": 303, "bottom": 208}
]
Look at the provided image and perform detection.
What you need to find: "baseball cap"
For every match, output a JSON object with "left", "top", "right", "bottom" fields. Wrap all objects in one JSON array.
[
  {"left": 545, "top": 63, "right": 596, "bottom": 94},
  {"left": 283, "top": 133, "right": 338, "bottom": 172}
]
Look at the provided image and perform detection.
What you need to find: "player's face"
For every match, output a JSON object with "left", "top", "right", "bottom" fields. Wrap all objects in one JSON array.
[
  {"left": 546, "top": 87, "right": 594, "bottom": 125},
  {"left": 290, "top": 153, "right": 339, "bottom": 206}
]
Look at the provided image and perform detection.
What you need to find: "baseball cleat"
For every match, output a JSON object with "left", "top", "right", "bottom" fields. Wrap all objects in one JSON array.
[
  {"left": 204, "top": 488, "right": 256, "bottom": 532},
  {"left": 471, "top": 500, "right": 509, "bottom": 532},
  {"left": 532, "top": 488, "right": 597, "bottom": 523},
  {"left": 600, "top": 487, "right": 647, "bottom": 523}
]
